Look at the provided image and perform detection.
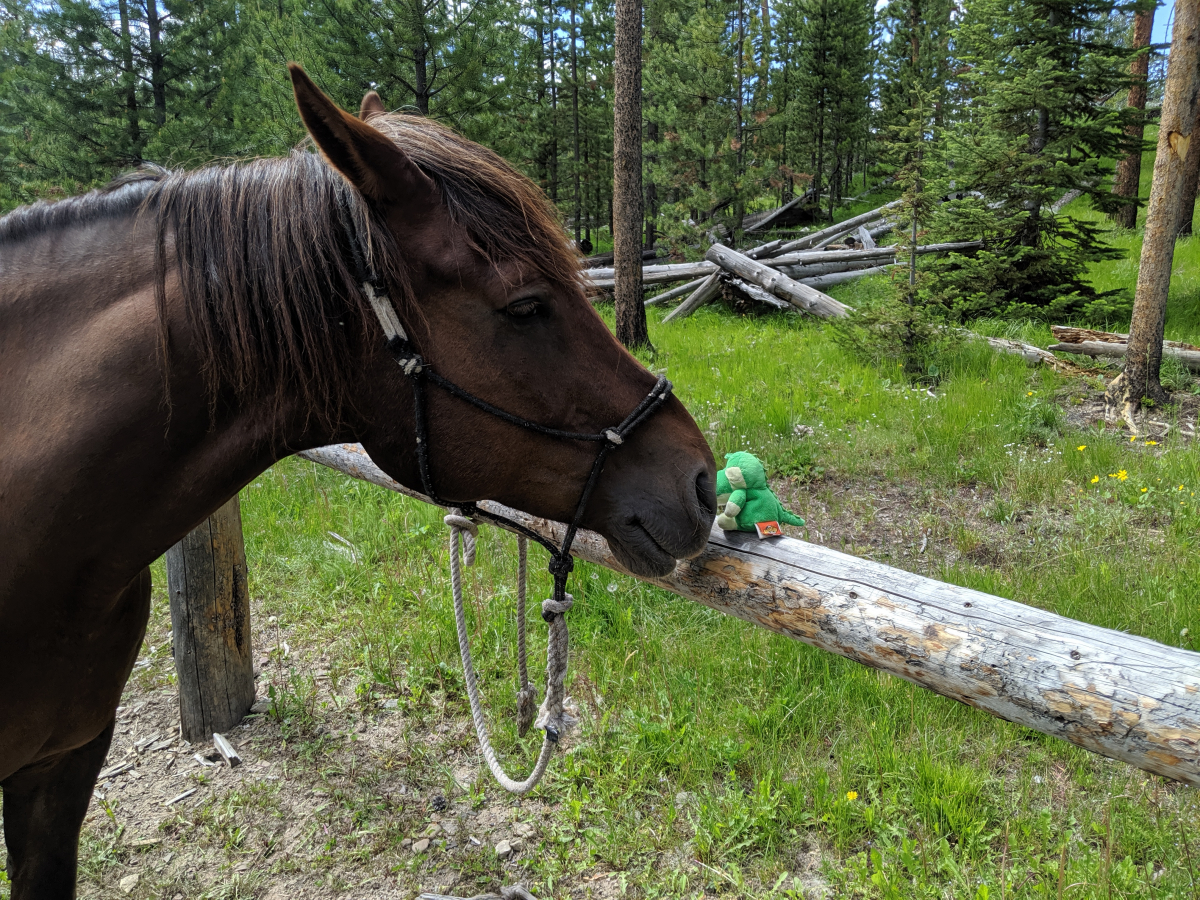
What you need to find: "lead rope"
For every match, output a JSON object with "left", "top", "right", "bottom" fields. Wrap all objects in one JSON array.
[{"left": 445, "top": 512, "right": 573, "bottom": 795}]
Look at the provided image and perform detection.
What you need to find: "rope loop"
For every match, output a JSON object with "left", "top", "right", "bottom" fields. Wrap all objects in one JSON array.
[{"left": 446, "top": 519, "right": 564, "bottom": 795}]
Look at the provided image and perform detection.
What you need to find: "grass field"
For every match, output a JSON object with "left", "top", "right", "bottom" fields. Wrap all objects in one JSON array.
[{"left": 6, "top": 163, "right": 1200, "bottom": 900}]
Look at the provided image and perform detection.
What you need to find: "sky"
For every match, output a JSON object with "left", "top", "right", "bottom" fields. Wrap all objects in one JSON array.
[{"left": 1155, "top": 0, "right": 1175, "bottom": 48}]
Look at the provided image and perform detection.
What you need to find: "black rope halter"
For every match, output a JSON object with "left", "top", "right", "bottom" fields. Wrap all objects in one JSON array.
[{"left": 341, "top": 217, "right": 674, "bottom": 613}]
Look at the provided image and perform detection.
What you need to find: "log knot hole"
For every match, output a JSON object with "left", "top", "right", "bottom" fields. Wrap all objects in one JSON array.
[{"left": 1070, "top": 649, "right": 1082, "bottom": 660}]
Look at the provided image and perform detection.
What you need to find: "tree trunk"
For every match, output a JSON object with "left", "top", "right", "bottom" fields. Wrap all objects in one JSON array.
[
  {"left": 1177, "top": 100, "right": 1200, "bottom": 235},
  {"left": 1107, "top": 0, "right": 1200, "bottom": 428},
  {"left": 613, "top": 0, "right": 650, "bottom": 349},
  {"left": 570, "top": 0, "right": 581, "bottom": 245},
  {"left": 146, "top": 0, "right": 166, "bottom": 127},
  {"left": 117, "top": 0, "right": 141, "bottom": 161},
  {"left": 1111, "top": 5, "right": 1156, "bottom": 229}
]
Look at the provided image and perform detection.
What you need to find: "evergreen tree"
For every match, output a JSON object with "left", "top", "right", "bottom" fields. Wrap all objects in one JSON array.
[{"left": 928, "top": 0, "right": 1135, "bottom": 320}]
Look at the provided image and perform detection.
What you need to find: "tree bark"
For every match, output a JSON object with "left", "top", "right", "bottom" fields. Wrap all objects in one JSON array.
[
  {"left": 1111, "top": 5, "right": 1156, "bottom": 229},
  {"left": 613, "top": 0, "right": 650, "bottom": 348},
  {"left": 1107, "top": 0, "right": 1200, "bottom": 427},
  {"left": 1177, "top": 100, "right": 1200, "bottom": 235}
]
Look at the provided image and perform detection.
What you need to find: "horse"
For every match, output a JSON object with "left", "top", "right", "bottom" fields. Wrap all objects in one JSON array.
[{"left": 0, "top": 65, "right": 717, "bottom": 899}]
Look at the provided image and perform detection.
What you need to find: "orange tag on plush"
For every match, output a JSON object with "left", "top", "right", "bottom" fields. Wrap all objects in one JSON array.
[{"left": 755, "top": 521, "right": 783, "bottom": 539}]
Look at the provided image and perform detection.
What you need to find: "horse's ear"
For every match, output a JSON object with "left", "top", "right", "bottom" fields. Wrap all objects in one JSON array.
[
  {"left": 360, "top": 91, "right": 386, "bottom": 120},
  {"left": 288, "top": 64, "right": 436, "bottom": 205}
]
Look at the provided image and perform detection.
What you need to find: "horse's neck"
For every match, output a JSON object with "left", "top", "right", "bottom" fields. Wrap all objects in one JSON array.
[{"left": 0, "top": 219, "right": 344, "bottom": 599}]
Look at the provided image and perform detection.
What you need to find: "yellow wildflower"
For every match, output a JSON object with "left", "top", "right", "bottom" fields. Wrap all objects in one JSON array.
[
  {"left": 1117, "top": 470, "right": 1128, "bottom": 481},
  {"left": 1141, "top": 488, "right": 1148, "bottom": 493},
  {"left": 1091, "top": 476, "right": 1100, "bottom": 484},
  {"left": 846, "top": 791, "right": 858, "bottom": 801},
  {"left": 1077, "top": 445, "right": 1087, "bottom": 451},
  {"left": 1131, "top": 435, "right": 1137, "bottom": 442},
  {"left": 1145, "top": 440, "right": 1158, "bottom": 446}
]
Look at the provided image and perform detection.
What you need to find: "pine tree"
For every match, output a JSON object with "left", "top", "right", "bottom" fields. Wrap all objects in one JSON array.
[{"left": 929, "top": 0, "right": 1135, "bottom": 320}]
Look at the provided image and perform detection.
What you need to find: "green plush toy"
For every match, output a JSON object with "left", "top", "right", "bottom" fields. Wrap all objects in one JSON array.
[{"left": 715, "top": 451, "right": 805, "bottom": 532}]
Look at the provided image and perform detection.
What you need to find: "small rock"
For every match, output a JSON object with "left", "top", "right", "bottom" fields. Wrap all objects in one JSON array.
[
  {"left": 675, "top": 791, "right": 694, "bottom": 807},
  {"left": 441, "top": 819, "right": 459, "bottom": 836},
  {"left": 413, "top": 838, "right": 431, "bottom": 853},
  {"left": 495, "top": 839, "right": 513, "bottom": 859},
  {"left": 249, "top": 699, "right": 272, "bottom": 714},
  {"left": 401, "top": 838, "right": 412, "bottom": 849},
  {"left": 513, "top": 822, "right": 535, "bottom": 839},
  {"left": 119, "top": 873, "right": 139, "bottom": 893},
  {"left": 509, "top": 837, "right": 524, "bottom": 852},
  {"left": 382, "top": 698, "right": 399, "bottom": 709},
  {"left": 422, "top": 824, "right": 442, "bottom": 838}
]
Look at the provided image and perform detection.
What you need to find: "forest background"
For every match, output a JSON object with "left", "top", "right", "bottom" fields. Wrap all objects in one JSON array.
[{"left": 0, "top": 0, "right": 1182, "bottom": 325}]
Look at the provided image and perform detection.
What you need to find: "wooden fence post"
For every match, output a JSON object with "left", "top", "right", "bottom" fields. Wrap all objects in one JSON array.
[{"left": 166, "top": 495, "right": 255, "bottom": 742}]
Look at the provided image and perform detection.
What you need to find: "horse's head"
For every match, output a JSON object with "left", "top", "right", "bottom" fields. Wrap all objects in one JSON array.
[{"left": 289, "top": 66, "right": 716, "bottom": 577}]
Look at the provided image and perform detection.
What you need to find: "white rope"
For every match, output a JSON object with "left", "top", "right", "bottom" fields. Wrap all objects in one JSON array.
[{"left": 445, "top": 512, "right": 572, "bottom": 795}]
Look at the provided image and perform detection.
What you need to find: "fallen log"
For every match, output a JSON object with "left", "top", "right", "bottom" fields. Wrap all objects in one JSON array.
[
  {"left": 726, "top": 277, "right": 792, "bottom": 309},
  {"left": 777, "top": 259, "right": 883, "bottom": 279},
  {"left": 1049, "top": 340, "right": 1200, "bottom": 373},
  {"left": 1051, "top": 325, "right": 1200, "bottom": 352},
  {"left": 704, "top": 244, "right": 851, "bottom": 318},
  {"left": 798, "top": 265, "right": 894, "bottom": 289},
  {"left": 769, "top": 241, "right": 983, "bottom": 270},
  {"left": 298, "top": 442, "right": 1200, "bottom": 787},
  {"left": 773, "top": 200, "right": 904, "bottom": 255},
  {"left": 644, "top": 277, "right": 706, "bottom": 307},
  {"left": 662, "top": 272, "right": 722, "bottom": 322},
  {"left": 585, "top": 261, "right": 713, "bottom": 289}
]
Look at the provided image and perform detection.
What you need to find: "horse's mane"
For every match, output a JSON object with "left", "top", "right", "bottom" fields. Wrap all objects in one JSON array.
[{"left": 0, "top": 114, "right": 582, "bottom": 428}]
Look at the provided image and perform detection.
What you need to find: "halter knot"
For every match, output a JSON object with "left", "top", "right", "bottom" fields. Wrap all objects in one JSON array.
[{"left": 604, "top": 429, "right": 624, "bottom": 445}]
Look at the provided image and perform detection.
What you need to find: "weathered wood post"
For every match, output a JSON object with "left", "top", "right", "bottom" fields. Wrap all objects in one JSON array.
[{"left": 166, "top": 495, "right": 255, "bottom": 742}]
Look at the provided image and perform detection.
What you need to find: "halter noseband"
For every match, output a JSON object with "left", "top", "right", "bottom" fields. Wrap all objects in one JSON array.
[{"left": 345, "top": 224, "right": 674, "bottom": 608}]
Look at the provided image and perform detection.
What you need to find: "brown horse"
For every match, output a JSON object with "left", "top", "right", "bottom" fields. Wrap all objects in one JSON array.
[{"left": 0, "top": 66, "right": 716, "bottom": 898}]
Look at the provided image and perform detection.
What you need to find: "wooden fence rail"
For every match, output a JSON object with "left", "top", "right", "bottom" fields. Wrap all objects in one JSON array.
[{"left": 297, "top": 443, "right": 1200, "bottom": 786}]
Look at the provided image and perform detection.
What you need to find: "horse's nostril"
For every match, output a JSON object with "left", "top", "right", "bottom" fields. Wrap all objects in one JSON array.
[{"left": 695, "top": 469, "right": 716, "bottom": 516}]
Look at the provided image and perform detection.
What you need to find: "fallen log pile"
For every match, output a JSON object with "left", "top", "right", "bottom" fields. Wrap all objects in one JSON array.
[
  {"left": 1048, "top": 325, "right": 1200, "bottom": 373},
  {"left": 582, "top": 200, "right": 981, "bottom": 320},
  {"left": 299, "top": 442, "right": 1200, "bottom": 787}
]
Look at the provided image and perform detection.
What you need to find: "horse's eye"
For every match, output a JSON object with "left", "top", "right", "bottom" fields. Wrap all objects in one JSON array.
[{"left": 506, "top": 298, "right": 540, "bottom": 318}]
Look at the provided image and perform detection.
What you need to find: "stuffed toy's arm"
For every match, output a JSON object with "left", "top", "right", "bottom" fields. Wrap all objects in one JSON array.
[
  {"left": 716, "top": 488, "right": 747, "bottom": 530},
  {"left": 779, "top": 508, "right": 806, "bottom": 526}
]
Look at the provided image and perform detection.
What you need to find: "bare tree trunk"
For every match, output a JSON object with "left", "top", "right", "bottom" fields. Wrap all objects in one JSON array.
[
  {"left": 613, "top": 0, "right": 650, "bottom": 349},
  {"left": 146, "top": 0, "right": 166, "bottom": 127},
  {"left": 570, "top": 0, "right": 581, "bottom": 245},
  {"left": 117, "top": 0, "right": 141, "bottom": 161},
  {"left": 1178, "top": 100, "right": 1200, "bottom": 235},
  {"left": 1111, "top": 5, "right": 1156, "bottom": 229},
  {"left": 1107, "top": 0, "right": 1200, "bottom": 428}
]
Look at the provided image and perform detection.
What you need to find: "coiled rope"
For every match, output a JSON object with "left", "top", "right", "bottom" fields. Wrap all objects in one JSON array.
[{"left": 446, "top": 511, "right": 574, "bottom": 795}]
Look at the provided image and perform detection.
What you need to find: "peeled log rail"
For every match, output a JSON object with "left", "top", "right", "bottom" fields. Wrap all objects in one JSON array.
[
  {"left": 705, "top": 243, "right": 851, "bottom": 318},
  {"left": 1049, "top": 340, "right": 1200, "bottom": 373},
  {"left": 297, "top": 443, "right": 1200, "bottom": 786}
]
